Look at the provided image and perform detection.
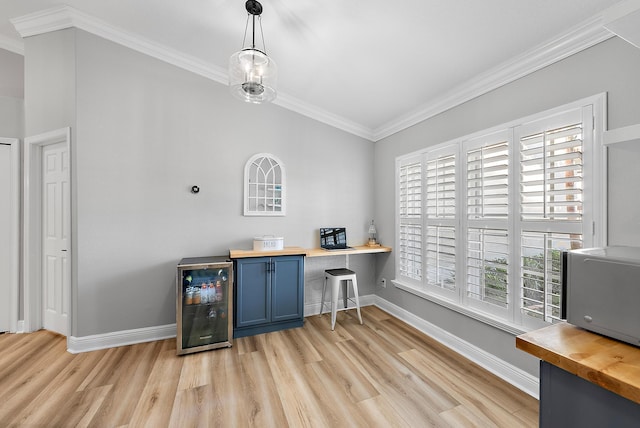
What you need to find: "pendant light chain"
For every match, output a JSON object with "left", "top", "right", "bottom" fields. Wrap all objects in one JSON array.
[
  {"left": 259, "top": 15, "right": 267, "bottom": 54},
  {"left": 240, "top": 13, "right": 267, "bottom": 53},
  {"left": 241, "top": 14, "right": 249, "bottom": 49}
]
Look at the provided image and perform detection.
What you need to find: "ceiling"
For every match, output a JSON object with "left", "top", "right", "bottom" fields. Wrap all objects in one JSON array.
[{"left": 0, "top": 0, "right": 628, "bottom": 140}]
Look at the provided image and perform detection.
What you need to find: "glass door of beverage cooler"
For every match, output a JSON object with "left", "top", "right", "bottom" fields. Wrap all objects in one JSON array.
[{"left": 176, "top": 256, "right": 233, "bottom": 355}]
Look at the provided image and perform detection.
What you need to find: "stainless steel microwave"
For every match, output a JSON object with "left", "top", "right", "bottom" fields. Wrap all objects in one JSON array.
[{"left": 565, "top": 246, "right": 640, "bottom": 346}]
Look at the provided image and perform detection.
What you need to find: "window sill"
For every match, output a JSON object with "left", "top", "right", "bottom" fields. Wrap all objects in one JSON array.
[{"left": 391, "top": 279, "right": 529, "bottom": 336}]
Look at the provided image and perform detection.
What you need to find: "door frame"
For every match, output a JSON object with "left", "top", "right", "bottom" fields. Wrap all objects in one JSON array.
[
  {"left": 24, "top": 128, "right": 72, "bottom": 334},
  {"left": 1, "top": 137, "right": 20, "bottom": 333}
]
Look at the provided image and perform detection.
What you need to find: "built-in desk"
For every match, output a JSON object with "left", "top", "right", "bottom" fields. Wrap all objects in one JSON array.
[
  {"left": 517, "top": 322, "right": 640, "bottom": 427},
  {"left": 229, "top": 247, "right": 308, "bottom": 259},
  {"left": 229, "top": 245, "right": 392, "bottom": 259},
  {"left": 228, "top": 245, "right": 391, "bottom": 338},
  {"left": 305, "top": 245, "right": 392, "bottom": 257}
]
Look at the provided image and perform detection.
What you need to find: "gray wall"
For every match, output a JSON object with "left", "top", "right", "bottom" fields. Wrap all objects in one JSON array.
[
  {"left": 19, "top": 26, "right": 640, "bottom": 378},
  {"left": 0, "top": 48, "right": 24, "bottom": 138},
  {"left": 373, "top": 36, "right": 640, "bottom": 377},
  {"left": 25, "top": 29, "right": 375, "bottom": 337}
]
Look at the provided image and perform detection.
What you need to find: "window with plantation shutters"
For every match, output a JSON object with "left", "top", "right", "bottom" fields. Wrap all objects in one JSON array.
[
  {"left": 467, "top": 228, "right": 509, "bottom": 307},
  {"left": 520, "top": 232, "right": 582, "bottom": 323},
  {"left": 398, "top": 159, "right": 422, "bottom": 282},
  {"left": 465, "top": 133, "right": 511, "bottom": 315},
  {"left": 426, "top": 226, "right": 456, "bottom": 291},
  {"left": 467, "top": 141, "right": 509, "bottom": 220},
  {"left": 426, "top": 154, "right": 456, "bottom": 219},
  {"left": 520, "top": 123, "right": 583, "bottom": 222},
  {"left": 395, "top": 95, "right": 604, "bottom": 332},
  {"left": 425, "top": 148, "right": 458, "bottom": 295},
  {"left": 516, "top": 109, "right": 591, "bottom": 328}
]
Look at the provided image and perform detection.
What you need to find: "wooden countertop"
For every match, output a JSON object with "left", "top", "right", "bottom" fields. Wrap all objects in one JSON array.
[
  {"left": 516, "top": 322, "right": 640, "bottom": 404},
  {"left": 229, "top": 245, "right": 392, "bottom": 259},
  {"left": 305, "top": 245, "right": 392, "bottom": 257},
  {"left": 229, "top": 247, "right": 308, "bottom": 258}
]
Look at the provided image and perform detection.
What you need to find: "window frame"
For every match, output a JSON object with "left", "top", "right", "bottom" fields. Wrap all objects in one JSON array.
[{"left": 393, "top": 94, "right": 607, "bottom": 333}]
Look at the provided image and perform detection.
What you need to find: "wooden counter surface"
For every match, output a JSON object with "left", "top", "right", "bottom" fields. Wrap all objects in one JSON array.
[
  {"left": 230, "top": 245, "right": 392, "bottom": 259},
  {"left": 229, "top": 247, "right": 308, "bottom": 259},
  {"left": 516, "top": 322, "right": 640, "bottom": 404},
  {"left": 305, "top": 245, "right": 392, "bottom": 257}
]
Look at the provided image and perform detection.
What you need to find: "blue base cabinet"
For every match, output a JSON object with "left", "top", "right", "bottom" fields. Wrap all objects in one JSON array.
[
  {"left": 539, "top": 361, "right": 640, "bottom": 427},
  {"left": 234, "top": 255, "right": 304, "bottom": 338}
]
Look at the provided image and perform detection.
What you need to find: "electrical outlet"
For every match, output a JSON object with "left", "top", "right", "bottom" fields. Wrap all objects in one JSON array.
[{"left": 381, "top": 278, "right": 387, "bottom": 288}]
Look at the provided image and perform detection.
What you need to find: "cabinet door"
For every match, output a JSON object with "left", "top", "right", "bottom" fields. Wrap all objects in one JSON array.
[
  {"left": 235, "top": 257, "right": 271, "bottom": 328},
  {"left": 271, "top": 256, "right": 304, "bottom": 322}
]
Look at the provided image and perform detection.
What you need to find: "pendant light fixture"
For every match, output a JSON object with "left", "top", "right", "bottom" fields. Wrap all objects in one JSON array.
[{"left": 228, "top": 0, "right": 277, "bottom": 104}]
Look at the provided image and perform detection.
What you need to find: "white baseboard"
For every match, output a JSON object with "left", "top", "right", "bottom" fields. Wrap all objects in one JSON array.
[
  {"left": 15, "top": 320, "right": 25, "bottom": 333},
  {"left": 373, "top": 296, "right": 539, "bottom": 399},
  {"left": 67, "top": 324, "right": 176, "bottom": 354},
  {"left": 64, "top": 294, "right": 539, "bottom": 399},
  {"left": 304, "top": 294, "right": 376, "bottom": 318},
  {"left": 66, "top": 295, "right": 378, "bottom": 353}
]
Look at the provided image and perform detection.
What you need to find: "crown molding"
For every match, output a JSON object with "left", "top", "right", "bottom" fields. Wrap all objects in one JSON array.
[
  {"left": 372, "top": 14, "right": 615, "bottom": 141},
  {"left": 11, "top": 5, "right": 228, "bottom": 84},
  {"left": 275, "top": 93, "right": 374, "bottom": 140},
  {"left": 10, "top": 6, "right": 617, "bottom": 143},
  {"left": 602, "top": 0, "right": 640, "bottom": 49},
  {"left": 10, "top": 5, "right": 372, "bottom": 140},
  {"left": 0, "top": 34, "right": 24, "bottom": 55}
]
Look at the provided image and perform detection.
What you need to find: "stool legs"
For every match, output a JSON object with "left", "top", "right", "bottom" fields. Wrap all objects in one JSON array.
[
  {"left": 350, "top": 276, "right": 363, "bottom": 325},
  {"left": 320, "top": 273, "right": 363, "bottom": 330},
  {"left": 331, "top": 279, "right": 339, "bottom": 330},
  {"left": 320, "top": 276, "right": 328, "bottom": 316}
]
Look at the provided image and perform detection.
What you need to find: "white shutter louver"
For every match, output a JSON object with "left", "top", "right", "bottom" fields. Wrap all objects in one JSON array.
[
  {"left": 467, "top": 142, "right": 509, "bottom": 219},
  {"left": 426, "top": 155, "right": 456, "bottom": 219},
  {"left": 426, "top": 226, "right": 455, "bottom": 290},
  {"left": 400, "top": 224, "right": 422, "bottom": 281},
  {"left": 520, "top": 124, "right": 583, "bottom": 221},
  {"left": 399, "top": 161, "right": 422, "bottom": 281},
  {"left": 467, "top": 228, "right": 509, "bottom": 307},
  {"left": 425, "top": 150, "right": 457, "bottom": 293},
  {"left": 400, "top": 162, "right": 422, "bottom": 218},
  {"left": 521, "top": 232, "right": 582, "bottom": 322}
]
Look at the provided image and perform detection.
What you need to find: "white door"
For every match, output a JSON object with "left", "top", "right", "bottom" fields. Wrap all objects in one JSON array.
[
  {"left": 42, "top": 142, "right": 70, "bottom": 336},
  {"left": 0, "top": 143, "right": 12, "bottom": 332}
]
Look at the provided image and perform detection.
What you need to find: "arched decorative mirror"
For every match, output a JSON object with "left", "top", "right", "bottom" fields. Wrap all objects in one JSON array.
[{"left": 244, "top": 153, "right": 286, "bottom": 216}]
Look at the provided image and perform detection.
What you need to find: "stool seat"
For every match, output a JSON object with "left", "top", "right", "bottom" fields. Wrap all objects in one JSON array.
[
  {"left": 319, "top": 268, "right": 363, "bottom": 330},
  {"left": 325, "top": 268, "right": 356, "bottom": 276}
]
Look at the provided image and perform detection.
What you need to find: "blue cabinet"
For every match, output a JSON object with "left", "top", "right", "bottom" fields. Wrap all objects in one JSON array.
[{"left": 234, "top": 255, "right": 304, "bottom": 338}]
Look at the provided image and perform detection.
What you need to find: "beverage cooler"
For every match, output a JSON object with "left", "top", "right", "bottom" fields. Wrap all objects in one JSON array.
[{"left": 176, "top": 256, "right": 233, "bottom": 355}]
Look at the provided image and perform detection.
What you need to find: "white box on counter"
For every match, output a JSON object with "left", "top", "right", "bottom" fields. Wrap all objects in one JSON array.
[{"left": 253, "top": 236, "right": 284, "bottom": 251}]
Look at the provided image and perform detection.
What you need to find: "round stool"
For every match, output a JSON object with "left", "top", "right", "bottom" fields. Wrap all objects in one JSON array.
[{"left": 319, "top": 268, "right": 363, "bottom": 330}]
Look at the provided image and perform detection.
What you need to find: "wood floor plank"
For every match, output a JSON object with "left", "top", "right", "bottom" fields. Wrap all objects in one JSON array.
[
  {"left": 356, "top": 395, "right": 414, "bottom": 428},
  {"left": 399, "top": 348, "right": 536, "bottom": 427},
  {"left": 0, "top": 340, "right": 76, "bottom": 425},
  {"left": 0, "top": 307, "right": 539, "bottom": 427},
  {"left": 336, "top": 337, "right": 453, "bottom": 427},
  {"left": 237, "top": 349, "right": 289, "bottom": 426},
  {"left": 6, "top": 349, "right": 104, "bottom": 427},
  {"left": 128, "top": 341, "right": 183, "bottom": 427},
  {"left": 88, "top": 340, "right": 166, "bottom": 427},
  {"left": 261, "top": 329, "right": 331, "bottom": 427}
]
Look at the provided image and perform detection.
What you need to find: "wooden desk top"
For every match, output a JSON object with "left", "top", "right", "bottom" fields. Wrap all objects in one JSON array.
[
  {"left": 229, "top": 245, "right": 392, "bottom": 259},
  {"left": 516, "top": 322, "right": 640, "bottom": 404},
  {"left": 305, "top": 245, "right": 392, "bottom": 257},
  {"left": 229, "top": 247, "right": 308, "bottom": 259}
]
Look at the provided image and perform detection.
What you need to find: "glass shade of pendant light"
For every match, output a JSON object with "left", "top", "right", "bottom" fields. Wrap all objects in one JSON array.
[{"left": 229, "top": 0, "right": 277, "bottom": 104}]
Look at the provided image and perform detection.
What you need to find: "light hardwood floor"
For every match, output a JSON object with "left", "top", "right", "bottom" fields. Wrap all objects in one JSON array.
[{"left": 0, "top": 306, "right": 538, "bottom": 427}]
